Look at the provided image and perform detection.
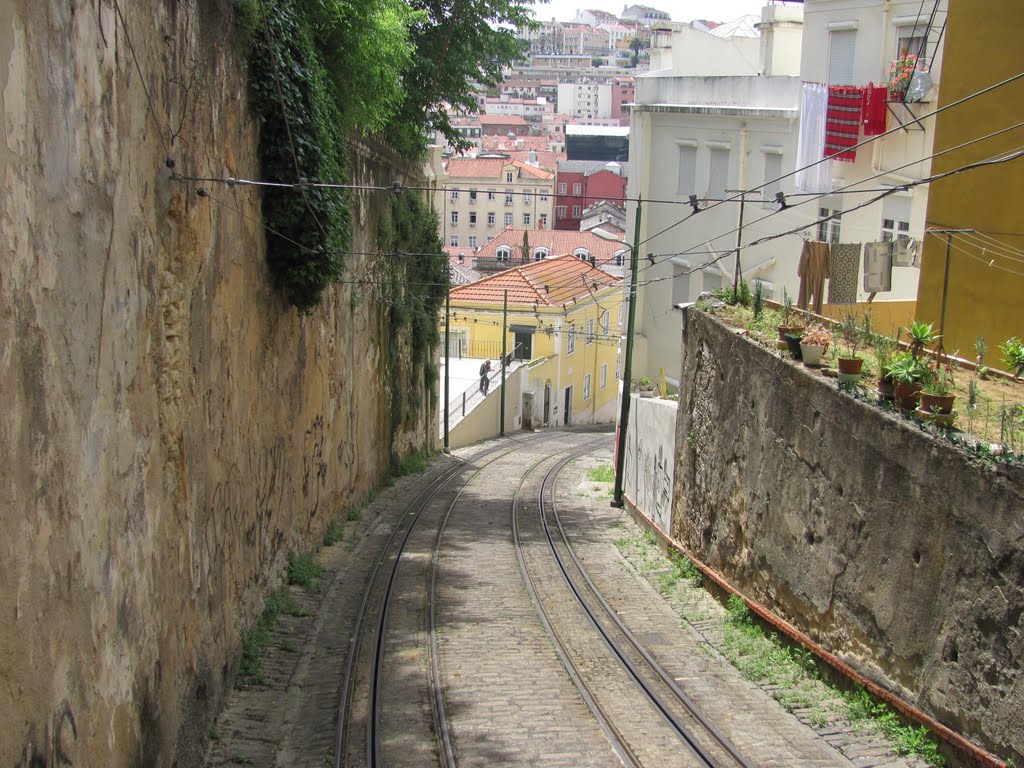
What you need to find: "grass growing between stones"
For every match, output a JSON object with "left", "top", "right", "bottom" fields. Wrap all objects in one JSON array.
[
  {"left": 287, "top": 551, "right": 325, "bottom": 591},
  {"left": 237, "top": 588, "right": 305, "bottom": 687},
  {"left": 586, "top": 465, "right": 615, "bottom": 483},
  {"left": 322, "top": 517, "right": 345, "bottom": 546},
  {"left": 614, "top": 525, "right": 946, "bottom": 767}
]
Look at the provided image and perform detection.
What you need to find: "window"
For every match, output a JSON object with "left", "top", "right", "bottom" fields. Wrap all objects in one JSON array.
[
  {"left": 896, "top": 29, "right": 925, "bottom": 61},
  {"left": 763, "top": 151, "right": 782, "bottom": 204},
  {"left": 533, "top": 247, "right": 549, "bottom": 260},
  {"left": 600, "top": 309, "right": 609, "bottom": 334},
  {"left": 556, "top": 205, "right": 567, "bottom": 218},
  {"left": 817, "top": 206, "right": 842, "bottom": 243},
  {"left": 828, "top": 28, "right": 857, "bottom": 85},
  {"left": 677, "top": 143, "right": 696, "bottom": 196},
  {"left": 558, "top": 182, "right": 567, "bottom": 194},
  {"left": 487, "top": 212, "right": 496, "bottom": 226},
  {"left": 708, "top": 147, "right": 729, "bottom": 200},
  {"left": 469, "top": 211, "right": 477, "bottom": 225},
  {"left": 881, "top": 195, "right": 911, "bottom": 244},
  {"left": 468, "top": 235, "right": 477, "bottom": 248},
  {"left": 496, "top": 246, "right": 512, "bottom": 261},
  {"left": 450, "top": 190, "right": 459, "bottom": 201},
  {"left": 573, "top": 183, "right": 582, "bottom": 195},
  {"left": 488, "top": 191, "right": 496, "bottom": 201},
  {"left": 505, "top": 193, "right": 514, "bottom": 206},
  {"left": 585, "top": 318, "right": 594, "bottom": 343},
  {"left": 469, "top": 190, "right": 477, "bottom": 203},
  {"left": 539, "top": 214, "right": 548, "bottom": 228},
  {"left": 523, "top": 213, "right": 532, "bottom": 226},
  {"left": 566, "top": 324, "right": 576, "bottom": 354},
  {"left": 614, "top": 249, "right": 626, "bottom": 267},
  {"left": 540, "top": 194, "right": 549, "bottom": 202},
  {"left": 574, "top": 248, "right": 589, "bottom": 261},
  {"left": 504, "top": 213, "right": 513, "bottom": 226},
  {"left": 583, "top": 373, "right": 592, "bottom": 400},
  {"left": 506, "top": 171, "right": 514, "bottom": 182},
  {"left": 450, "top": 212, "right": 459, "bottom": 225},
  {"left": 672, "top": 263, "right": 692, "bottom": 306},
  {"left": 572, "top": 205, "right": 582, "bottom": 217},
  {"left": 450, "top": 235, "right": 459, "bottom": 246},
  {"left": 600, "top": 364, "right": 608, "bottom": 389},
  {"left": 522, "top": 191, "right": 532, "bottom": 203}
]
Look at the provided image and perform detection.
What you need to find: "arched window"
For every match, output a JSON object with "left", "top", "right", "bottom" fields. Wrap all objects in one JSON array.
[
  {"left": 533, "top": 247, "right": 550, "bottom": 261},
  {"left": 496, "top": 246, "right": 512, "bottom": 262},
  {"left": 614, "top": 249, "right": 626, "bottom": 267},
  {"left": 574, "top": 248, "right": 590, "bottom": 261}
]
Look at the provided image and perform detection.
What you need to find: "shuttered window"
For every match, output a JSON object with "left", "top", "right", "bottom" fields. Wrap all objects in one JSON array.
[
  {"left": 708, "top": 147, "right": 729, "bottom": 200},
  {"left": 828, "top": 29, "right": 857, "bottom": 85},
  {"left": 677, "top": 145, "right": 697, "bottom": 196},
  {"left": 763, "top": 152, "right": 782, "bottom": 201}
]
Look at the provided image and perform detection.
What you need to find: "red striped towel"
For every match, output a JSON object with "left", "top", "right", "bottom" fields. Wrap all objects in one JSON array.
[
  {"left": 825, "top": 85, "right": 864, "bottom": 162},
  {"left": 862, "top": 84, "right": 887, "bottom": 136}
]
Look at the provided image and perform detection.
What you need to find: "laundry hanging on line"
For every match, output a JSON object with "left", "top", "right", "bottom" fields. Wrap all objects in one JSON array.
[
  {"left": 892, "top": 238, "right": 919, "bottom": 268},
  {"left": 797, "top": 240, "right": 831, "bottom": 314},
  {"left": 863, "top": 242, "right": 893, "bottom": 293},
  {"left": 824, "top": 85, "right": 864, "bottom": 162},
  {"left": 828, "top": 243, "right": 861, "bottom": 304},
  {"left": 862, "top": 83, "right": 888, "bottom": 136},
  {"left": 794, "top": 83, "right": 831, "bottom": 193}
]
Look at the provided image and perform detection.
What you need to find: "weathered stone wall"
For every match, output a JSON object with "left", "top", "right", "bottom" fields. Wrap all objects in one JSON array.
[
  {"left": 1, "top": 2, "right": 433, "bottom": 766},
  {"left": 672, "top": 308, "right": 1023, "bottom": 763}
]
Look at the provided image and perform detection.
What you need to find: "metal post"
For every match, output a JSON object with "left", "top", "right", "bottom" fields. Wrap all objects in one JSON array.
[
  {"left": 500, "top": 289, "right": 508, "bottom": 436},
  {"left": 732, "top": 191, "right": 746, "bottom": 301},
  {"left": 443, "top": 289, "right": 450, "bottom": 452},
  {"left": 939, "top": 232, "right": 952, "bottom": 335},
  {"left": 612, "top": 198, "right": 642, "bottom": 508}
]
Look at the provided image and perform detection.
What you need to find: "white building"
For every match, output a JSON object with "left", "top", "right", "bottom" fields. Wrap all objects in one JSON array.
[
  {"left": 557, "top": 81, "right": 614, "bottom": 121},
  {"left": 625, "top": 1, "right": 944, "bottom": 387}
]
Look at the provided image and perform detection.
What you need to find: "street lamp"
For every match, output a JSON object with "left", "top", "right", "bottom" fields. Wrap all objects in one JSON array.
[{"left": 595, "top": 199, "right": 641, "bottom": 508}]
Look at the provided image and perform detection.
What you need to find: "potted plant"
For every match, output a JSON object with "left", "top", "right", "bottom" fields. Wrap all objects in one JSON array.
[
  {"left": 873, "top": 333, "right": 897, "bottom": 400},
  {"left": 887, "top": 52, "right": 922, "bottom": 100},
  {"left": 836, "top": 312, "right": 866, "bottom": 383},
  {"left": 906, "top": 320, "right": 940, "bottom": 361},
  {"left": 885, "top": 352, "right": 928, "bottom": 411},
  {"left": 919, "top": 355, "right": 957, "bottom": 425},
  {"left": 799, "top": 324, "right": 832, "bottom": 368},
  {"left": 1000, "top": 336, "right": 1024, "bottom": 380},
  {"left": 776, "top": 288, "right": 802, "bottom": 343},
  {"left": 633, "top": 376, "right": 655, "bottom": 397}
]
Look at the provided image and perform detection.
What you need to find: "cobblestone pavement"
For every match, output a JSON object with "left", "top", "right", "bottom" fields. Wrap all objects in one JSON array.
[{"left": 204, "top": 430, "right": 929, "bottom": 768}]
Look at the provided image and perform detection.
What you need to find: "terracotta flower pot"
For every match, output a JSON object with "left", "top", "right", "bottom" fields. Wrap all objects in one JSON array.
[
  {"left": 837, "top": 357, "right": 863, "bottom": 375},
  {"left": 877, "top": 378, "right": 895, "bottom": 401},
  {"left": 894, "top": 381, "right": 922, "bottom": 412},
  {"left": 920, "top": 392, "right": 955, "bottom": 415}
]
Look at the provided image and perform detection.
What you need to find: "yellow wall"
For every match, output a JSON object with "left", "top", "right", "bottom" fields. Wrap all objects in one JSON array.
[
  {"left": 916, "top": 0, "right": 1024, "bottom": 361},
  {"left": 820, "top": 301, "right": 917, "bottom": 340}
]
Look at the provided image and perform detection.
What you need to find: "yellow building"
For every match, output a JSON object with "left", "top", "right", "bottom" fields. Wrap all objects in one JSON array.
[
  {"left": 915, "top": 0, "right": 1024, "bottom": 361},
  {"left": 445, "top": 254, "right": 624, "bottom": 435}
]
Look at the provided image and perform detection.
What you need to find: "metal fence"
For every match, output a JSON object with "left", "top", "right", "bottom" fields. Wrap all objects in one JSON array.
[{"left": 444, "top": 338, "right": 528, "bottom": 362}]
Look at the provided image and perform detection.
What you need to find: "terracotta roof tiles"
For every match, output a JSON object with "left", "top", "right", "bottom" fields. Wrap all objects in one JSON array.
[{"left": 449, "top": 253, "right": 620, "bottom": 306}]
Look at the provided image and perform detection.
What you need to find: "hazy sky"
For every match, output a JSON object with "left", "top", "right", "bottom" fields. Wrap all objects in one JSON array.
[{"left": 527, "top": 0, "right": 771, "bottom": 24}]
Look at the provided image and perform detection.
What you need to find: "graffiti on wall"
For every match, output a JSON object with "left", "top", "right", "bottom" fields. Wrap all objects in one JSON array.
[
  {"left": 302, "top": 414, "right": 327, "bottom": 519},
  {"left": 623, "top": 398, "right": 676, "bottom": 531}
]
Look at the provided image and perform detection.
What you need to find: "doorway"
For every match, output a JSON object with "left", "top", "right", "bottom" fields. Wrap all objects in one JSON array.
[
  {"left": 543, "top": 382, "right": 551, "bottom": 425},
  {"left": 563, "top": 386, "right": 572, "bottom": 427}
]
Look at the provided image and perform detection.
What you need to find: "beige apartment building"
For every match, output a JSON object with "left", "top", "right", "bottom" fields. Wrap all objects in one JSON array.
[{"left": 439, "top": 157, "right": 555, "bottom": 251}]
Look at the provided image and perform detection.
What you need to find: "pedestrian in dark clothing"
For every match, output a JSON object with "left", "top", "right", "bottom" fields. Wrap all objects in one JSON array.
[{"left": 479, "top": 359, "right": 492, "bottom": 394}]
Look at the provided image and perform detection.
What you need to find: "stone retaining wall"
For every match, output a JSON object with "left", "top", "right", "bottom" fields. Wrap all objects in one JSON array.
[{"left": 672, "top": 307, "right": 1023, "bottom": 763}]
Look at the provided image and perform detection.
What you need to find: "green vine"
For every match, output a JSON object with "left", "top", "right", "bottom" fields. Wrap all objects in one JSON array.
[{"left": 375, "top": 193, "right": 448, "bottom": 434}]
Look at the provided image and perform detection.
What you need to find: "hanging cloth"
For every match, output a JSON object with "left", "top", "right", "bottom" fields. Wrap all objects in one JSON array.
[
  {"left": 863, "top": 242, "right": 893, "bottom": 293},
  {"left": 862, "top": 84, "right": 888, "bottom": 136},
  {"left": 825, "top": 85, "right": 865, "bottom": 162},
  {"left": 797, "top": 240, "right": 831, "bottom": 314},
  {"left": 828, "top": 243, "right": 861, "bottom": 304},
  {"left": 892, "top": 237, "right": 916, "bottom": 267},
  {"left": 795, "top": 83, "right": 832, "bottom": 193}
]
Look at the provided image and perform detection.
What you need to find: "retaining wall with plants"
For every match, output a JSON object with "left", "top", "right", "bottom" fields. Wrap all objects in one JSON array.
[{"left": 672, "top": 307, "right": 1024, "bottom": 764}]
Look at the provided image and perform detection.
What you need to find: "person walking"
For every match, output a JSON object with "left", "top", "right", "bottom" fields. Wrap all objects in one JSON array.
[{"left": 479, "top": 359, "right": 492, "bottom": 395}]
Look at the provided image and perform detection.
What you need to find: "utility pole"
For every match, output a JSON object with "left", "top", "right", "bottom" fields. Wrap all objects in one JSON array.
[
  {"left": 500, "top": 289, "right": 508, "bottom": 436},
  {"left": 729, "top": 189, "right": 746, "bottom": 301},
  {"left": 443, "top": 288, "right": 450, "bottom": 453},
  {"left": 612, "top": 198, "right": 642, "bottom": 508},
  {"left": 925, "top": 228, "right": 974, "bottom": 338}
]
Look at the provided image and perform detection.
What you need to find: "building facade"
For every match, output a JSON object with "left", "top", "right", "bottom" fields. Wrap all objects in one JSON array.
[{"left": 554, "top": 160, "right": 629, "bottom": 231}]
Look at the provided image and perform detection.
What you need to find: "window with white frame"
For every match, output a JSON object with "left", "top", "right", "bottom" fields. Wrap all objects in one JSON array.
[
  {"left": 583, "top": 373, "right": 592, "bottom": 400},
  {"left": 487, "top": 212, "right": 495, "bottom": 225},
  {"left": 574, "top": 248, "right": 589, "bottom": 260},
  {"left": 896, "top": 27, "right": 926, "bottom": 61},
  {"left": 450, "top": 235, "right": 459, "bottom": 246},
  {"left": 556, "top": 205, "right": 567, "bottom": 217},
  {"left": 558, "top": 182, "right": 567, "bottom": 194},
  {"left": 817, "top": 202, "right": 842, "bottom": 243},
  {"left": 468, "top": 235, "right": 477, "bottom": 248},
  {"left": 572, "top": 205, "right": 582, "bottom": 217},
  {"left": 600, "top": 363, "right": 607, "bottom": 389},
  {"left": 540, "top": 193, "right": 549, "bottom": 202},
  {"left": 505, "top": 192, "right": 514, "bottom": 206},
  {"left": 468, "top": 190, "right": 477, "bottom": 202},
  {"left": 451, "top": 211, "right": 459, "bottom": 224},
  {"left": 496, "top": 246, "right": 512, "bottom": 261},
  {"left": 523, "top": 213, "right": 532, "bottom": 226},
  {"left": 672, "top": 262, "right": 691, "bottom": 306},
  {"left": 573, "top": 182, "right": 582, "bottom": 195},
  {"left": 504, "top": 213, "right": 513, "bottom": 226},
  {"left": 676, "top": 142, "right": 696, "bottom": 196},
  {"left": 506, "top": 171, "right": 514, "bottom": 182},
  {"left": 828, "top": 27, "right": 857, "bottom": 85},
  {"left": 488, "top": 191, "right": 496, "bottom": 201},
  {"left": 600, "top": 309, "right": 609, "bottom": 334},
  {"left": 881, "top": 195, "right": 911, "bottom": 244},
  {"left": 566, "top": 324, "right": 576, "bottom": 353},
  {"left": 585, "top": 318, "right": 594, "bottom": 343},
  {"left": 533, "top": 247, "right": 549, "bottom": 260},
  {"left": 614, "top": 249, "right": 625, "bottom": 267},
  {"left": 539, "top": 213, "right": 548, "bottom": 228},
  {"left": 469, "top": 211, "right": 477, "bottom": 225},
  {"left": 522, "top": 191, "right": 532, "bottom": 203},
  {"left": 708, "top": 146, "right": 730, "bottom": 200},
  {"left": 450, "top": 190, "right": 459, "bottom": 201}
]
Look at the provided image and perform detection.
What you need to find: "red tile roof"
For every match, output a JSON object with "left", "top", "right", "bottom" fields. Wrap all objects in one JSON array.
[
  {"left": 475, "top": 227, "right": 625, "bottom": 265},
  {"left": 443, "top": 158, "right": 554, "bottom": 181},
  {"left": 450, "top": 254, "right": 621, "bottom": 306},
  {"left": 478, "top": 114, "right": 530, "bottom": 126}
]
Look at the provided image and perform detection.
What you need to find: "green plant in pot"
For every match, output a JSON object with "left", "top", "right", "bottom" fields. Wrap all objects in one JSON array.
[
  {"left": 1000, "top": 336, "right": 1024, "bottom": 380},
  {"left": 776, "top": 288, "right": 802, "bottom": 343},
  {"left": 799, "top": 324, "right": 832, "bottom": 368},
  {"left": 885, "top": 352, "right": 928, "bottom": 411},
  {"left": 873, "top": 333, "right": 897, "bottom": 400},
  {"left": 632, "top": 376, "right": 655, "bottom": 396},
  {"left": 919, "top": 353, "right": 957, "bottom": 426},
  {"left": 836, "top": 311, "right": 866, "bottom": 382},
  {"left": 906, "top": 320, "right": 940, "bottom": 360}
]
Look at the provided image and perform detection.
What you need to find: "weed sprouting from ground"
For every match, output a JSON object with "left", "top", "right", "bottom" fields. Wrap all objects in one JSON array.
[
  {"left": 400, "top": 452, "right": 428, "bottom": 475},
  {"left": 287, "top": 551, "right": 325, "bottom": 591},
  {"left": 586, "top": 465, "right": 615, "bottom": 483},
  {"left": 237, "top": 587, "right": 303, "bottom": 687},
  {"left": 322, "top": 517, "right": 345, "bottom": 546}
]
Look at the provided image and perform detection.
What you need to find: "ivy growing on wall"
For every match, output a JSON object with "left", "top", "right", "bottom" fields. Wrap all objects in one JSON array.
[{"left": 376, "top": 193, "right": 449, "bottom": 431}]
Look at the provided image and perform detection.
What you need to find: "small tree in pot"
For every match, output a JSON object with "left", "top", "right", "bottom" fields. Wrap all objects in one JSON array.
[{"left": 837, "top": 311, "right": 867, "bottom": 382}]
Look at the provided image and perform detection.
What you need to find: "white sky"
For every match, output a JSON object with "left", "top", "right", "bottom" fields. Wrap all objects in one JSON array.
[{"left": 527, "top": 0, "right": 771, "bottom": 24}]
